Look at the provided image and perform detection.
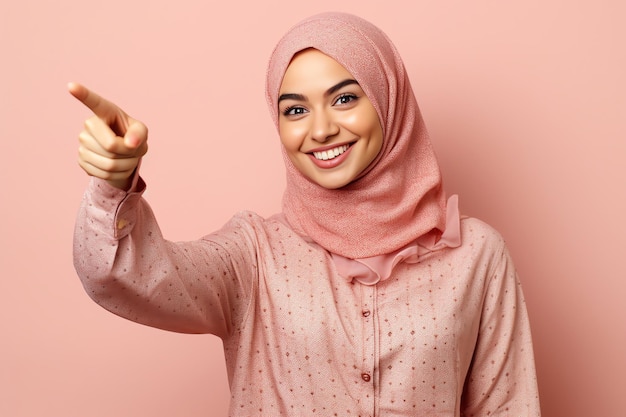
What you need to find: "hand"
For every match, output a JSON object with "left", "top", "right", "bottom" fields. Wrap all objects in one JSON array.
[{"left": 68, "top": 82, "right": 148, "bottom": 190}]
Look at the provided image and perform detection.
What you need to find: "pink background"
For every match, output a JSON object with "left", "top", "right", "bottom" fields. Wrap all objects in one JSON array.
[{"left": 1, "top": 1, "right": 624, "bottom": 416}]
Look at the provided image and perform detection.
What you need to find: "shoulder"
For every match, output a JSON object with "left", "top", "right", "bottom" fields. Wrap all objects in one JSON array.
[
  {"left": 206, "top": 211, "right": 301, "bottom": 247},
  {"left": 454, "top": 217, "right": 512, "bottom": 273},
  {"left": 224, "top": 211, "right": 294, "bottom": 235},
  {"left": 460, "top": 217, "right": 507, "bottom": 250}
]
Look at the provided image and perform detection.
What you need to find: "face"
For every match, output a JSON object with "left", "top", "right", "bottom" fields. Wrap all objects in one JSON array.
[{"left": 278, "top": 49, "right": 383, "bottom": 189}]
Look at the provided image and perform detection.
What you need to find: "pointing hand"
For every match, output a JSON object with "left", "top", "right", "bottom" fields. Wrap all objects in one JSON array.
[{"left": 68, "top": 82, "right": 148, "bottom": 190}]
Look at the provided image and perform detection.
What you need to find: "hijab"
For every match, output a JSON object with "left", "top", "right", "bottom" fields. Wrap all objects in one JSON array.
[{"left": 265, "top": 12, "right": 460, "bottom": 281}]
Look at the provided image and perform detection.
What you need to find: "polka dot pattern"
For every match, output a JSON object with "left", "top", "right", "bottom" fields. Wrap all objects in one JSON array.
[{"left": 74, "top": 178, "right": 541, "bottom": 416}]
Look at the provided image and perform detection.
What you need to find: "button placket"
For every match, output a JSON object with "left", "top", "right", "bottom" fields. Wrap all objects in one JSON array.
[{"left": 359, "top": 285, "right": 377, "bottom": 395}]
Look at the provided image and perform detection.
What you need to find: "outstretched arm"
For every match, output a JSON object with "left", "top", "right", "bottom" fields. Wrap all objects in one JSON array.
[{"left": 69, "top": 84, "right": 256, "bottom": 336}]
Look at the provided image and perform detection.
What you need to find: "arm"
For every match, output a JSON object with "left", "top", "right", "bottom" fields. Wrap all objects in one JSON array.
[
  {"left": 461, "top": 244, "right": 541, "bottom": 416},
  {"left": 69, "top": 83, "right": 256, "bottom": 336},
  {"left": 73, "top": 176, "right": 257, "bottom": 336}
]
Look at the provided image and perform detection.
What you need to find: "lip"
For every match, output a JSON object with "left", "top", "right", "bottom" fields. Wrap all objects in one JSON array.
[{"left": 307, "top": 142, "right": 354, "bottom": 169}]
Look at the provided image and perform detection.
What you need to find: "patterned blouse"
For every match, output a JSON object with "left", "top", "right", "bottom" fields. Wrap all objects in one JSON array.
[{"left": 74, "top": 178, "right": 541, "bottom": 416}]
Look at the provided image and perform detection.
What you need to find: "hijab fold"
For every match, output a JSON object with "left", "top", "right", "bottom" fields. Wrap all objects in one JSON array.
[{"left": 266, "top": 12, "right": 461, "bottom": 272}]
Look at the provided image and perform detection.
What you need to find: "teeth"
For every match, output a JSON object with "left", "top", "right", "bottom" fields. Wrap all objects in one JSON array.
[{"left": 313, "top": 145, "right": 349, "bottom": 161}]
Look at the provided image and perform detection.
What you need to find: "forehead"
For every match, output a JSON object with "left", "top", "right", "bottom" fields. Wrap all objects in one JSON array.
[{"left": 279, "top": 49, "right": 354, "bottom": 93}]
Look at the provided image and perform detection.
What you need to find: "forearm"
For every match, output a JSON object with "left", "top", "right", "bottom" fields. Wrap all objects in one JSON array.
[{"left": 73, "top": 177, "right": 243, "bottom": 336}]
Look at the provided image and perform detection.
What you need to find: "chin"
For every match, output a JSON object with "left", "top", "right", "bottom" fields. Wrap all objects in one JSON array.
[
  {"left": 317, "top": 182, "right": 346, "bottom": 190},
  {"left": 311, "top": 173, "right": 356, "bottom": 190}
]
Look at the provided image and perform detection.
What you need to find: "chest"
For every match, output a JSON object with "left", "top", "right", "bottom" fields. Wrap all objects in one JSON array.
[
  {"left": 250, "top": 248, "right": 486, "bottom": 372},
  {"left": 223, "top": 241, "right": 490, "bottom": 415}
]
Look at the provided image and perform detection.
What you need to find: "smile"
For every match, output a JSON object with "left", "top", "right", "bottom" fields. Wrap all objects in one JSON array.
[{"left": 312, "top": 144, "right": 350, "bottom": 161}]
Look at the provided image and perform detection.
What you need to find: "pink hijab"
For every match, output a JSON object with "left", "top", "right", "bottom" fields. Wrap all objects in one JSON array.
[{"left": 266, "top": 12, "right": 460, "bottom": 279}]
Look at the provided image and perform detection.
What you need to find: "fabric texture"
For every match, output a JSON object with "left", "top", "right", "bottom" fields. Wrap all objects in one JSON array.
[
  {"left": 329, "top": 195, "right": 462, "bottom": 285},
  {"left": 74, "top": 178, "right": 541, "bottom": 416},
  {"left": 266, "top": 12, "right": 456, "bottom": 260}
]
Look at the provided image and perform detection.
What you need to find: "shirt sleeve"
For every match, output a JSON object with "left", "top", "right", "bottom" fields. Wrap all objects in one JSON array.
[
  {"left": 73, "top": 177, "right": 258, "bottom": 338},
  {"left": 461, "top": 242, "right": 541, "bottom": 416}
]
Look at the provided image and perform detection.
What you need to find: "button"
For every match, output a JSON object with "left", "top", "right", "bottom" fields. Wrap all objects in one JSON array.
[
  {"left": 361, "top": 373, "right": 371, "bottom": 382},
  {"left": 362, "top": 309, "right": 371, "bottom": 317}
]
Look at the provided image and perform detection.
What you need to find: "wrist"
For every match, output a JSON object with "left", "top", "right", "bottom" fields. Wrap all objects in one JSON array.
[{"left": 106, "top": 177, "right": 133, "bottom": 191}]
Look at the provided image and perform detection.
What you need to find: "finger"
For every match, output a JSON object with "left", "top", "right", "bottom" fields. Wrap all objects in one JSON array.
[
  {"left": 79, "top": 130, "right": 147, "bottom": 171},
  {"left": 84, "top": 116, "right": 135, "bottom": 156},
  {"left": 124, "top": 119, "right": 149, "bottom": 149},
  {"left": 78, "top": 157, "right": 137, "bottom": 184},
  {"left": 68, "top": 82, "right": 117, "bottom": 117},
  {"left": 79, "top": 145, "right": 141, "bottom": 174},
  {"left": 68, "top": 82, "right": 129, "bottom": 135},
  {"left": 85, "top": 118, "right": 150, "bottom": 156},
  {"left": 78, "top": 130, "right": 116, "bottom": 160}
]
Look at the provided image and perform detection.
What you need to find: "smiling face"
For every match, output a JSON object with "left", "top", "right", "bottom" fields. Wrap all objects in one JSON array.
[{"left": 278, "top": 49, "right": 383, "bottom": 189}]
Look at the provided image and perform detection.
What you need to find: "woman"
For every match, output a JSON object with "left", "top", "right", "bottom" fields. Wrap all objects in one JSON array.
[{"left": 71, "top": 12, "right": 540, "bottom": 416}]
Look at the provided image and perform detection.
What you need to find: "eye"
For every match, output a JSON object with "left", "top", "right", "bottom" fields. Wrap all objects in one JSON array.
[
  {"left": 283, "top": 106, "right": 308, "bottom": 116},
  {"left": 333, "top": 93, "right": 358, "bottom": 106}
]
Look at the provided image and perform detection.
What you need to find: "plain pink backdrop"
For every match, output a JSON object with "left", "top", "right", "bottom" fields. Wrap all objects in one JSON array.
[{"left": 1, "top": 0, "right": 624, "bottom": 416}]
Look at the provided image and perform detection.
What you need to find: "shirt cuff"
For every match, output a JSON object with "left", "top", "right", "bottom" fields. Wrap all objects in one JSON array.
[{"left": 86, "top": 173, "right": 146, "bottom": 240}]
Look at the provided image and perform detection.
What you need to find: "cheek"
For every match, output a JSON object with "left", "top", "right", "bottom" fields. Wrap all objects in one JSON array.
[
  {"left": 358, "top": 109, "right": 384, "bottom": 161},
  {"left": 343, "top": 106, "right": 381, "bottom": 137},
  {"left": 279, "top": 121, "right": 308, "bottom": 152},
  {"left": 365, "top": 108, "right": 384, "bottom": 151},
  {"left": 372, "top": 122, "right": 384, "bottom": 151}
]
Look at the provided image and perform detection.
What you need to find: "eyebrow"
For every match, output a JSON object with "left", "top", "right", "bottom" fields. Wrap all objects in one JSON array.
[{"left": 278, "top": 79, "right": 359, "bottom": 103}]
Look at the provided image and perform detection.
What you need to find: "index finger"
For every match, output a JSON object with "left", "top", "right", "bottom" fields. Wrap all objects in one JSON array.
[{"left": 67, "top": 82, "right": 119, "bottom": 119}]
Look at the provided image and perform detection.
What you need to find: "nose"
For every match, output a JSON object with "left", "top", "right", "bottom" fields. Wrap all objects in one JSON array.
[{"left": 310, "top": 109, "right": 339, "bottom": 143}]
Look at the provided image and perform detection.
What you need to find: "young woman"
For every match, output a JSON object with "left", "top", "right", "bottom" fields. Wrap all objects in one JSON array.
[{"left": 71, "top": 12, "right": 540, "bottom": 416}]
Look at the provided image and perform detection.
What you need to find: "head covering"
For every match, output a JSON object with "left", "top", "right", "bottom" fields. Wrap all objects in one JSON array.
[{"left": 266, "top": 12, "right": 458, "bottom": 261}]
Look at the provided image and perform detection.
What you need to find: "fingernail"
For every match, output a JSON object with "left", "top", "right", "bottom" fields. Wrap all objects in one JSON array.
[{"left": 126, "top": 134, "right": 139, "bottom": 148}]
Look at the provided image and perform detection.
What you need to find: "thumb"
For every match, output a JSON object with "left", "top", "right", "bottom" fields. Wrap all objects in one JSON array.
[{"left": 124, "top": 120, "right": 148, "bottom": 149}]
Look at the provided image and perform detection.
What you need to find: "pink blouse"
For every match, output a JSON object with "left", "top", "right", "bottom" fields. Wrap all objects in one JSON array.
[{"left": 74, "top": 178, "right": 541, "bottom": 416}]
